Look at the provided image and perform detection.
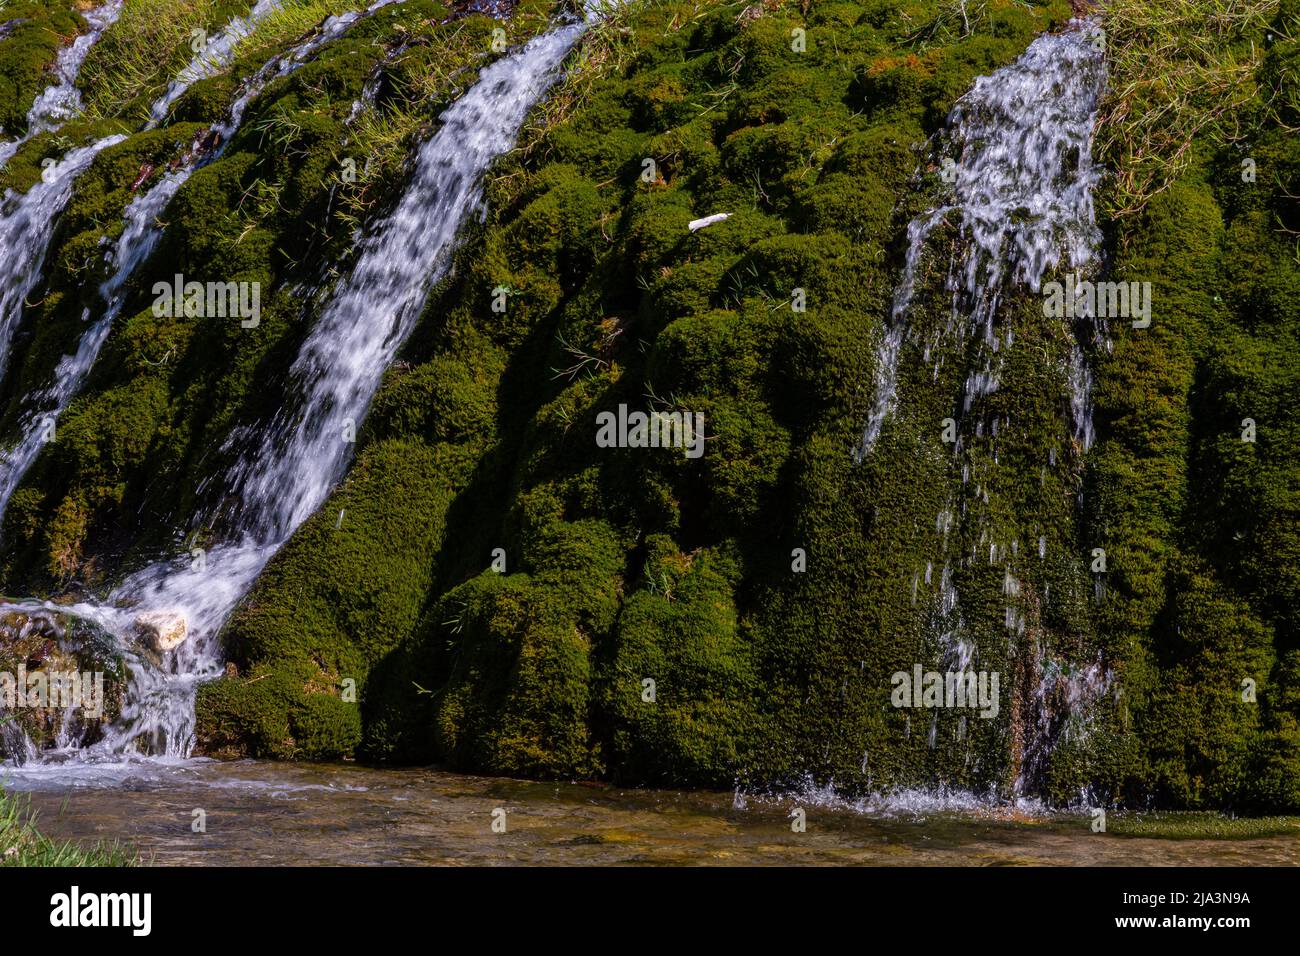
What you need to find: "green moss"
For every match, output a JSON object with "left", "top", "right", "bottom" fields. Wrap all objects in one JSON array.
[
  {"left": 601, "top": 538, "right": 759, "bottom": 785},
  {"left": 3, "top": 0, "right": 1295, "bottom": 817},
  {"left": 0, "top": 1, "right": 85, "bottom": 138},
  {"left": 38, "top": 0, "right": 1078, "bottom": 785},
  {"left": 78, "top": 0, "right": 260, "bottom": 124}
]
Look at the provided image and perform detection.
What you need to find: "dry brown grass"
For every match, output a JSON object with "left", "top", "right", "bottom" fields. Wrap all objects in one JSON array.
[{"left": 1097, "top": 0, "right": 1290, "bottom": 217}]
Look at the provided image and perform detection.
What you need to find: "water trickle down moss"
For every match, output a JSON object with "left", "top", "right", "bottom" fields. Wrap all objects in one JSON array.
[
  {"left": 0, "top": 1, "right": 86, "bottom": 141},
  {"left": 2, "top": 0, "right": 1296, "bottom": 812},
  {"left": 201, "top": 0, "right": 1083, "bottom": 781}
]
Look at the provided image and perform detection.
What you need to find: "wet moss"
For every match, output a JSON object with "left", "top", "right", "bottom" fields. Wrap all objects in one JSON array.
[
  {"left": 0, "top": 1, "right": 85, "bottom": 139},
  {"left": 150, "top": 0, "right": 1074, "bottom": 779},
  {"left": 3, "top": 0, "right": 1295, "bottom": 815}
]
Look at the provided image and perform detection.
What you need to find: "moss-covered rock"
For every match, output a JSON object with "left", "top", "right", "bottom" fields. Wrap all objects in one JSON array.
[{"left": 0, "top": 0, "right": 1294, "bottom": 814}]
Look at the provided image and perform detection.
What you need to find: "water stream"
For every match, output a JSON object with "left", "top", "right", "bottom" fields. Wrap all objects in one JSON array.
[
  {"left": 0, "top": 0, "right": 126, "bottom": 379},
  {"left": 1, "top": 17, "right": 589, "bottom": 765},
  {"left": 0, "top": 134, "right": 126, "bottom": 384},
  {"left": 0, "top": 2, "right": 405, "bottom": 534},
  {"left": 852, "top": 20, "right": 1114, "bottom": 796},
  {"left": 4, "top": 760, "right": 1297, "bottom": 865},
  {"left": 856, "top": 20, "right": 1108, "bottom": 459},
  {"left": 146, "top": 0, "right": 283, "bottom": 127},
  {"left": 0, "top": 0, "right": 124, "bottom": 168}
]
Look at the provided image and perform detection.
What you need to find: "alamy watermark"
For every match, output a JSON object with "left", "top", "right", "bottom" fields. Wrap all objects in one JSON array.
[
  {"left": 891, "top": 665, "right": 1000, "bottom": 719},
  {"left": 1042, "top": 272, "right": 1152, "bottom": 329},
  {"left": 595, "top": 403, "right": 705, "bottom": 459},
  {"left": 152, "top": 274, "right": 260, "bottom": 328},
  {"left": 0, "top": 666, "right": 105, "bottom": 718},
  {"left": 50, "top": 886, "right": 150, "bottom": 936}
]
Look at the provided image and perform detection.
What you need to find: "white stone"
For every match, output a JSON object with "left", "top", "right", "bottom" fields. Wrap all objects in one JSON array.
[
  {"left": 687, "top": 213, "right": 729, "bottom": 232},
  {"left": 135, "top": 611, "right": 188, "bottom": 653}
]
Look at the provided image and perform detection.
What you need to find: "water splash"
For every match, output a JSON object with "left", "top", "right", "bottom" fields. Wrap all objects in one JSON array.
[
  {"left": 741, "top": 774, "right": 1054, "bottom": 819},
  {"left": 1013, "top": 650, "right": 1112, "bottom": 795}
]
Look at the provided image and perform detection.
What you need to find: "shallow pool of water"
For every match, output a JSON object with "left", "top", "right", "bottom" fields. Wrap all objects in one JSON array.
[{"left": 5, "top": 760, "right": 1299, "bottom": 865}]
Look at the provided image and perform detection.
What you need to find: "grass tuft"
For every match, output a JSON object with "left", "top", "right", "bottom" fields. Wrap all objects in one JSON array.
[
  {"left": 1098, "top": 0, "right": 1290, "bottom": 217},
  {"left": 0, "top": 788, "right": 139, "bottom": 866}
]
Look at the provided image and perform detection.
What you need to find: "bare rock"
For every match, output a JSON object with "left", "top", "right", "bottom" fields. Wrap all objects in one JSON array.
[{"left": 134, "top": 611, "right": 188, "bottom": 653}]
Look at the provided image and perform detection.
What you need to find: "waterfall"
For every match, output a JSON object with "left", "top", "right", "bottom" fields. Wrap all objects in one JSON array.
[
  {"left": 145, "top": 0, "right": 283, "bottom": 127},
  {"left": 0, "top": 0, "right": 317, "bottom": 401},
  {"left": 0, "top": 3, "right": 403, "bottom": 535},
  {"left": 0, "top": 0, "right": 127, "bottom": 377},
  {"left": 0, "top": 165, "right": 179, "bottom": 524},
  {"left": 856, "top": 21, "right": 1107, "bottom": 459},
  {"left": 2, "top": 18, "right": 588, "bottom": 761},
  {"left": 0, "top": 135, "right": 127, "bottom": 384},
  {"left": 0, "top": 1, "right": 124, "bottom": 169},
  {"left": 854, "top": 21, "right": 1113, "bottom": 798}
]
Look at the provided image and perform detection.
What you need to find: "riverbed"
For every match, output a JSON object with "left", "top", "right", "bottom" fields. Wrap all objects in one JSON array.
[{"left": 4, "top": 759, "right": 1299, "bottom": 865}]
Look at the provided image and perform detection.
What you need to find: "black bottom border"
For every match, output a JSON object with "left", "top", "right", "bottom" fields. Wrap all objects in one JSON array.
[{"left": 3, "top": 865, "right": 1288, "bottom": 941}]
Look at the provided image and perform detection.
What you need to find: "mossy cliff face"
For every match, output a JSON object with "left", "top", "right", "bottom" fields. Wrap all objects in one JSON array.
[
  {"left": 199, "top": 0, "right": 1088, "bottom": 784},
  {"left": 1087, "top": 0, "right": 1300, "bottom": 810},
  {"left": 0, "top": 0, "right": 517, "bottom": 588},
  {"left": 0, "top": 0, "right": 1296, "bottom": 811}
]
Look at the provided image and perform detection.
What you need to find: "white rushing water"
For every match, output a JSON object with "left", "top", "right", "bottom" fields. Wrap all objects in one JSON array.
[
  {"left": 146, "top": 0, "right": 283, "bottom": 127},
  {"left": 0, "top": 0, "right": 126, "bottom": 377},
  {"left": 0, "top": 135, "right": 127, "bottom": 383},
  {"left": 0, "top": 3, "right": 403, "bottom": 535},
  {"left": 851, "top": 21, "right": 1113, "bottom": 798},
  {"left": 0, "top": 0, "right": 315, "bottom": 402},
  {"left": 2, "top": 18, "right": 588, "bottom": 762},
  {"left": 0, "top": 1, "right": 124, "bottom": 168},
  {"left": 855, "top": 21, "right": 1107, "bottom": 459}
]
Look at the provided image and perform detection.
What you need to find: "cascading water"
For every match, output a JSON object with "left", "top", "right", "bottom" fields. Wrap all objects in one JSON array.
[
  {"left": 856, "top": 20, "right": 1108, "bottom": 460},
  {"left": 1, "top": 17, "right": 589, "bottom": 763},
  {"left": 857, "top": 20, "right": 1113, "bottom": 799},
  {"left": 0, "top": 3, "right": 403, "bottom": 535},
  {"left": 146, "top": 0, "right": 283, "bottom": 127},
  {"left": 0, "top": 135, "right": 127, "bottom": 382},
  {"left": 0, "top": 1, "right": 127, "bottom": 378},
  {"left": 0, "top": 0, "right": 317, "bottom": 394},
  {"left": 0, "top": 1, "right": 124, "bottom": 168}
]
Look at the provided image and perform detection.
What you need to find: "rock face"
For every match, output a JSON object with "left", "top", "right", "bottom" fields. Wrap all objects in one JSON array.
[{"left": 134, "top": 612, "right": 188, "bottom": 653}]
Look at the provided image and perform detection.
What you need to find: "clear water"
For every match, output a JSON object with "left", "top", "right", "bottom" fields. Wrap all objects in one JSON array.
[{"left": 5, "top": 761, "right": 1297, "bottom": 865}]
